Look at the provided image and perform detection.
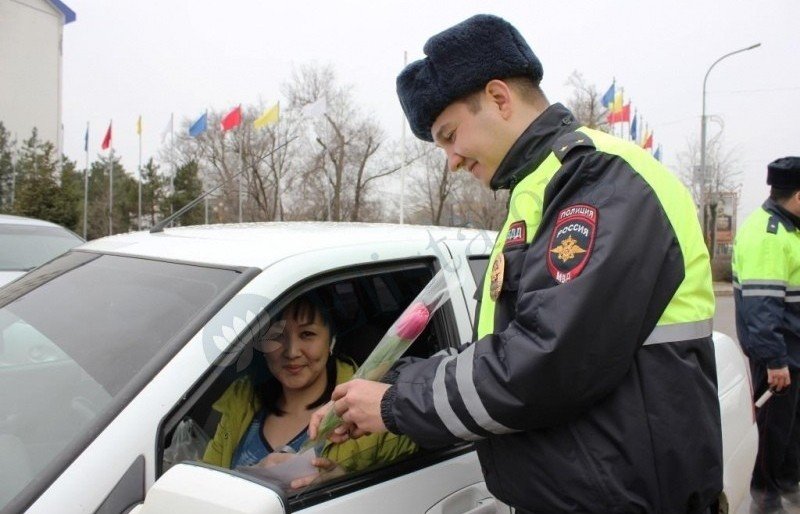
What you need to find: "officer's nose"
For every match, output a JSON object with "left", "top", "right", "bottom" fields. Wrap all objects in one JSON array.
[{"left": 446, "top": 150, "right": 464, "bottom": 173}]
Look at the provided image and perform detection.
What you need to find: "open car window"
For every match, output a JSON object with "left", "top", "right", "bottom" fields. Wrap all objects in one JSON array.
[{"left": 161, "top": 259, "right": 469, "bottom": 506}]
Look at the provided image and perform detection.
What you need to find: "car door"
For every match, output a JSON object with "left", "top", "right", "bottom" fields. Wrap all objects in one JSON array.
[{"left": 142, "top": 237, "right": 509, "bottom": 514}]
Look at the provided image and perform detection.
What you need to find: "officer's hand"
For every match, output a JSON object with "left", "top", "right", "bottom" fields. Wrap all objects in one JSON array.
[
  {"left": 331, "top": 379, "right": 390, "bottom": 438},
  {"left": 768, "top": 366, "right": 791, "bottom": 392}
]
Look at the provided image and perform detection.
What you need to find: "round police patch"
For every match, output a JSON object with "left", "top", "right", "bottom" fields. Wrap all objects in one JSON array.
[{"left": 547, "top": 204, "right": 597, "bottom": 283}]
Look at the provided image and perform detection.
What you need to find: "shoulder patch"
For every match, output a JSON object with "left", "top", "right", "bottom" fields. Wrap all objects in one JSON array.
[
  {"left": 552, "top": 132, "right": 595, "bottom": 162},
  {"left": 547, "top": 204, "right": 598, "bottom": 283},
  {"left": 504, "top": 220, "right": 527, "bottom": 249},
  {"left": 767, "top": 216, "right": 779, "bottom": 234}
]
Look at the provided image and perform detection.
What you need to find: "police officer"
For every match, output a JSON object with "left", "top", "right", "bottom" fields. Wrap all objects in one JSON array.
[
  {"left": 311, "top": 14, "right": 723, "bottom": 513},
  {"left": 733, "top": 157, "right": 800, "bottom": 514}
]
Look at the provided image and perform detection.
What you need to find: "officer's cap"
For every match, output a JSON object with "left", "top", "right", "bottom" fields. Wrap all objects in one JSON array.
[
  {"left": 396, "top": 14, "right": 543, "bottom": 142},
  {"left": 767, "top": 157, "right": 800, "bottom": 189}
]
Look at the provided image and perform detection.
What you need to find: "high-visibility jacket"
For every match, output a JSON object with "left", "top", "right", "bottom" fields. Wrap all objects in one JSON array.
[
  {"left": 382, "top": 104, "right": 722, "bottom": 513},
  {"left": 733, "top": 199, "right": 800, "bottom": 369}
]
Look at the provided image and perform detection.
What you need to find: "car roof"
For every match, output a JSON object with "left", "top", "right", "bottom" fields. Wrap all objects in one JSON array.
[
  {"left": 0, "top": 214, "right": 69, "bottom": 228},
  {"left": 78, "top": 222, "right": 495, "bottom": 270}
]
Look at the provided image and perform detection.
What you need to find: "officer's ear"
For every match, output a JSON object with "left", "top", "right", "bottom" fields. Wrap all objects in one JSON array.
[{"left": 484, "top": 80, "right": 513, "bottom": 120}]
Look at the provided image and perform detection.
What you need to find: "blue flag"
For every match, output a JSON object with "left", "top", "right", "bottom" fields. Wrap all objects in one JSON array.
[
  {"left": 189, "top": 112, "right": 208, "bottom": 137},
  {"left": 630, "top": 114, "right": 638, "bottom": 142},
  {"left": 601, "top": 82, "right": 615, "bottom": 108},
  {"left": 654, "top": 145, "right": 662, "bottom": 162},
  {"left": 83, "top": 124, "right": 89, "bottom": 152}
]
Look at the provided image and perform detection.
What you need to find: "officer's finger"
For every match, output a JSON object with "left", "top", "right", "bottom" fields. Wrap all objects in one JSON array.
[
  {"left": 333, "top": 398, "right": 349, "bottom": 417},
  {"left": 331, "top": 383, "right": 350, "bottom": 402},
  {"left": 308, "top": 401, "right": 333, "bottom": 439},
  {"left": 349, "top": 426, "right": 370, "bottom": 439}
]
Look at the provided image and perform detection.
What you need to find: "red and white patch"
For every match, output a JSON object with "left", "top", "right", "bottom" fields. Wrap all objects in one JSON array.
[
  {"left": 547, "top": 204, "right": 598, "bottom": 283},
  {"left": 504, "top": 221, "right": 527, "bottom": 248}
]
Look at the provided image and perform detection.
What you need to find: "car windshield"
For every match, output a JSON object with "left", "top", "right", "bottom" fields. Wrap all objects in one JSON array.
[
  {"left": 0, "top": 223, "right": 83, "bottom": 271},
  {"left": 0, "top": 251, "right": 245, "bottom": 509}
]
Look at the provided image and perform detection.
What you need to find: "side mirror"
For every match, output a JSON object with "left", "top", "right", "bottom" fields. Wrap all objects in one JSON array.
[{"left": 131, "top": 463, "right": 285, "bottom": 514}]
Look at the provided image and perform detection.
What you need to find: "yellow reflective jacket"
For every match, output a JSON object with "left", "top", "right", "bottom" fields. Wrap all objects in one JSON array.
[{"left": 203, "top": 359, "right": 417, "bottom": 472}]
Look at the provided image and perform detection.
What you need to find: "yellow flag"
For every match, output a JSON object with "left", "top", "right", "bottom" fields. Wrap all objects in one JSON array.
[
  {"left": 136, "top": 115, "right": 142, "bottom": 135},
  {"left": 611, "top": 91, "right": 623, "bottom": 114},
  {"left": 254, "top": 103, "right": 280, "bottom": 129}
]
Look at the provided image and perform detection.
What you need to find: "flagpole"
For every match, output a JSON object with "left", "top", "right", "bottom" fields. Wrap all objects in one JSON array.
[
  {"left": 138, "top": 116, "right": 143, "bottom": 230},
  {"left": 400, "top": 51, "right": 407, "bottom": 225},
  {"left": 238, "top": 104, "right": 243, "bottom": 224},
  {"left": 170, "top": 112, "right": 175, "bottom": 222},
  {"left": 108, "top": 119, "right": 113, "bottom": 236},
  {"left": 83, "top": 121, "right": 89, "bottom": 239},
  {"left": 275, "top": 102, "right": 282, "bottom": 222}
]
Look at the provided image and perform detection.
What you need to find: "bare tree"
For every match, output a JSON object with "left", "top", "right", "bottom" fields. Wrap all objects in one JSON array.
[
  {"left": 283, "top": 64, "right": 399, "bottom": 222},
  {"left": 676, "top": 124, "right": 742, "bottom": 251},
  {"left": 168, "top": 106, "right": 307, "bottom": 223},
  {"left": 565, "top": 71, "right": 611, "bottom": 131},
  {"left": 450, "top": 180, "right": 508, "bottom": 231},
  {"left": 406, "top": 141, "right": 467, "bottom": 225}
]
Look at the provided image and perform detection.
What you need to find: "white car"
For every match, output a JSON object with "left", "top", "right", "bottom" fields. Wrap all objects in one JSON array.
[
  {"left": 0, "top": 222, "right": 756, "bottom": 514},
  {"left": 0, "top": 214, "right": 84, "bottom": 288}
]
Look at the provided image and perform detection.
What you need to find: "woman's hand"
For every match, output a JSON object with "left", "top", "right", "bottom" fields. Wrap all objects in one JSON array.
[
  {"left": 289, "top": 457, "right": 346, "bottom": 489},
  {"left": 256, "top": 452, "right": 294, "bottom": 468}
]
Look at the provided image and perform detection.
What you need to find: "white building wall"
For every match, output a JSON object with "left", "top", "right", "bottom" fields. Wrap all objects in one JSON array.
[{"left": 0, "top": 0, "right": 64, "bottom": 154}]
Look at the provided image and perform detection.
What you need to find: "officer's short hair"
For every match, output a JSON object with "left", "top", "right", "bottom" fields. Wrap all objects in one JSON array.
[
  {"left": 770, "top": 187, "right": 800, "bottom": 203},
  {"left": 460, "top": 76, "right": 543, "bottom": 114}
]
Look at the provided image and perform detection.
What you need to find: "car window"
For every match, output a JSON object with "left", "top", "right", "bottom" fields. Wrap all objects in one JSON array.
[
  {"left": 165, "top": 261, "right": 467, "bottom": 505},
  {"left": 0, "top": 223, "right": 83, "bottom": 271},
  {"left": 0, "top": 251, "right": 247, "bottom": 511}
]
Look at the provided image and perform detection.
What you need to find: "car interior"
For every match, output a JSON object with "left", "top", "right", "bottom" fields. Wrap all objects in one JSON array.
[{"left": 158, "top": 259, "right": 470, "bottom": 505}]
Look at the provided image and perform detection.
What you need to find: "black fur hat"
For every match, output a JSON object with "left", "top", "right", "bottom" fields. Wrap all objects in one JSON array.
[
  {"left": 767, "top": 157, "right": 800, "bottom": 189},
  {"left": 396, "top": 14, "right": 543, "bottom": 142}
]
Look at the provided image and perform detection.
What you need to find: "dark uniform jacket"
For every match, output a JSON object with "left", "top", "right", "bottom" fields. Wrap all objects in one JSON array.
[
  {"left": 733, "top": 199, "right": 800, "bottom": 369},
  {"left": 382, "top": 104, "right": 723, "bottom": 513}
]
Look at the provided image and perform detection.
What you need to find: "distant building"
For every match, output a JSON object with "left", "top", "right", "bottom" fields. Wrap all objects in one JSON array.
[
  {"left": 711, "top": 190, "right": 739, "bottom": 257},
  {"left": 0, "top": 0, "right": 75, "bottom": 155}
]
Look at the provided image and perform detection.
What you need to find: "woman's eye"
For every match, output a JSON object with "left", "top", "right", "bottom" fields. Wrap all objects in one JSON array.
[
  {"left": 301, "top": 331, "right": 316, "bottom": 339},
  {"left": 446, "top": 130, "right": 455, "bottom": 142}
]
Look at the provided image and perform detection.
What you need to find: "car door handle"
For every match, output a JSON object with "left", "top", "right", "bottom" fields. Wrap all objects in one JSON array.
[
  {"left": 463, "top": 497, "right": 501, "bottom": 514},
  {"left": 426, "top": 482, "right": 509, "bottom": 514}
]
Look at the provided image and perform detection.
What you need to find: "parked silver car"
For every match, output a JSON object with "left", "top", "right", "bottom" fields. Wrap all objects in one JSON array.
[{"left": 0, "top": 214, "right": 83, "bottom": 288}]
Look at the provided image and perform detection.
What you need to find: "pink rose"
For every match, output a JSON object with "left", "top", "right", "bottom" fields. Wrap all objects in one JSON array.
[{"left": 395, "top": 302, "right": 431, "bottom": 340}]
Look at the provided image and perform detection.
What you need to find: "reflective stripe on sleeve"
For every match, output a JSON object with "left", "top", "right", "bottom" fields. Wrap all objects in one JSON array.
[
  {"left": 742, "top": 289, "right": 786, "bottom": 298},
  {"left": 432, "top": 355, "right": 482, "bottom": 441},
  {"left": 643, "top": 319, "right": 713, "bottom": 346},
  {"left": 455, "top": 344, "right": 515, "bottom": 435}
]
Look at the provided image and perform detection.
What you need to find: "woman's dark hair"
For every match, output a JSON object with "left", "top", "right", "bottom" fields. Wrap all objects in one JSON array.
[{"left": 254, "top": 292, "right": 338, "bottom": 416}]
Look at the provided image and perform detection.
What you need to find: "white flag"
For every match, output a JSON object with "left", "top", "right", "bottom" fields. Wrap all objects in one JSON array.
[
  {"left": 160, "top": 113, "right": 174, "bottom": 144},
  {"left": 301, "top": 97, "right": 327, "bottom": 120}
]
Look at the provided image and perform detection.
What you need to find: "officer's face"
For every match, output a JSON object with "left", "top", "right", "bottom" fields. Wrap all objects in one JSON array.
[{"left": 431, "top": 94, "right": 510, "bottom": 187}]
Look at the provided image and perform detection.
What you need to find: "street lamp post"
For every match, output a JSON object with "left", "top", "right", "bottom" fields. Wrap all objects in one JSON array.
[{"left": 700, "top": 42, "right": 760, "bottom": 254}]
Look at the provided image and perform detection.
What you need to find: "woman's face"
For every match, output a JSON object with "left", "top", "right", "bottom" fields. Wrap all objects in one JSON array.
[{"left": 263, "top": 308, "right": 331, "bottom": 393}]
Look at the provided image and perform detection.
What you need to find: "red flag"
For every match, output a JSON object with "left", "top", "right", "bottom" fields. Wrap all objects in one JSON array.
[
  {"left": 643, "top": 131, "right": 654, "bottom": 150},
  {"left": 607, "top": 103, "right": 631, "bottom": 124},
  {"left": 101, "top": 122, "right": 112, "bottom": 150},
  {"left": 221, "top": 105, "right": 242, "bottom": 131}
]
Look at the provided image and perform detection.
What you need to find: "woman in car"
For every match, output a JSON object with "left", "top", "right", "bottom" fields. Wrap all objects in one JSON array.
[{"left": 203, "top": 293, "right": 416, "bottom": 487}]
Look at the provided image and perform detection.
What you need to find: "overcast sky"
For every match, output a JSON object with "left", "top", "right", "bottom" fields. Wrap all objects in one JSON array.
[{"left": 61, "top": 0, "right": 800, "bottom": 221}]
